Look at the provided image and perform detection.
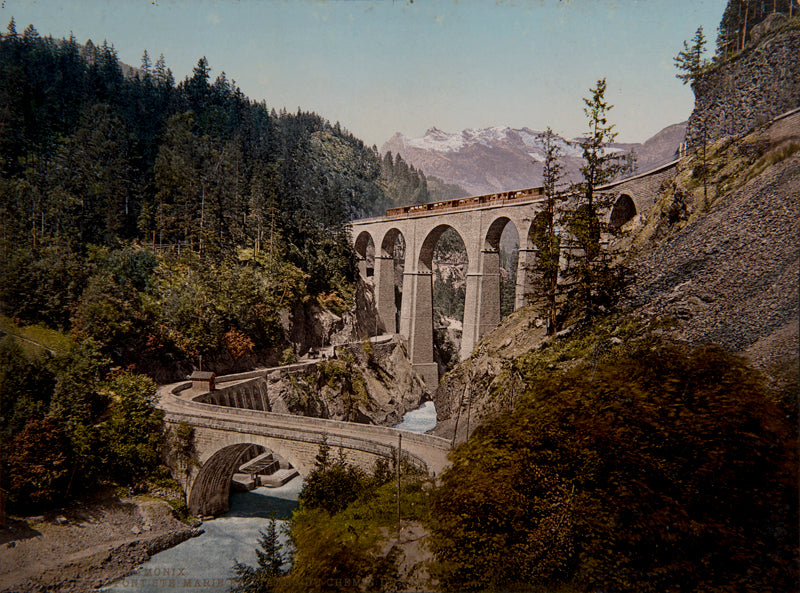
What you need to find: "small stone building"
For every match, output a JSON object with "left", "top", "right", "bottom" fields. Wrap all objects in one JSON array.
[{"left": 188, "top": 370, "right": 216, "bottom": 393}]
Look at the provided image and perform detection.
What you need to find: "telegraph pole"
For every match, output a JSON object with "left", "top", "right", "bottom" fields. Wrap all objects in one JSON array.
[{"left": 397, "top": 433, "right": 402, "bottom": 541}]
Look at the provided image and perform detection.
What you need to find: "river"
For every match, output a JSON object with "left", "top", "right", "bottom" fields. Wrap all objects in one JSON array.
[{"left": 103, "top": 401, "right": 437, "bottom": 592}]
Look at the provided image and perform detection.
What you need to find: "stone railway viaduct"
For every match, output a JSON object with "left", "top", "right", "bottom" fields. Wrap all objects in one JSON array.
[{"left": 351, "top": 160, "right": 678, "bottom": 387}]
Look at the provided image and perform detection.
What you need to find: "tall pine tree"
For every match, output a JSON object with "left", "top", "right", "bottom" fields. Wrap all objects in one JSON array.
[
  {"left": 530, "top": 127, "right": 567, "bottom": 334},
  {"left": 563, "top": 78, "right": 624, "bottom": 319}
]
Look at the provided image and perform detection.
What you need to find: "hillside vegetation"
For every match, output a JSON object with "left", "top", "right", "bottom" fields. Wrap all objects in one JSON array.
[
  {"left": 0, "top": 20, "right": 432, "bottom": 519},
  {"left": 273, "top": 109, "right": 799, "bottom": 593},
  {"left": 0, "top": 21, "right": 431, "bottom": 379}
]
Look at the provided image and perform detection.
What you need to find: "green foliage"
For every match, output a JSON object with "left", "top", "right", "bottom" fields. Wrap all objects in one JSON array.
[
  {"left": 283, "top": 507, "right": 387, "bottom": 592},
  {"left": 433, "top": 327, "right": 460, "bottom": 373},
  {"left": 4, "top": 417, "right": 72, "bottom": 511},
  {"left": 164, "top": 421, "right": 199, "bottom": 498},
  {"left": 313, "top": 352, "right": 371, "bottom": 418},
  {"left": 432, "top": 270, "right": 465, "bottom": 322},
  {"left": 298, "top": 452, "right": 369, "bottom": 515},
  {"left": 562, "top": 79, "right": 629, "bottom": 319},
  {"left": 0, "top": 315, "right": 73, "bottom": 355},
  {"left": 49, "top": 338, "right": 111, "bottom": 432},
  {"left": 0, "top": 243, "right": 95, "bottom": 330},
  {"left": 530, "top": 127, "right": 566, "bottom": 334},
  {"left": 0, "top": 337, "right": 55, "bottom": 437},
  {"left": 429, "top": 341, "right": 798, "bottom": 592},
  {"left": 379, "top": 151, "right": 429, "bottom": 207},
  {"left": 284, "top": 462, "right": 432, "bottom": 593},
  {"left": 230, "top": 515, "right": 286, "bottom": 593},
  {"left": 167, "top": 498, "right": 192, "bottom": 523},
  {"left": 279, "top": 347, "right": 297, "bottom": 366},
  {"left": 0, "top": 339, "right": 167, "bottom": 513},
  {"left": 152, "top": 253, "right": 302, "bottom": 361},
  {"left": 674, "top": 26, "right": 708, "bottom": 84},
  {"left": 0, "top": 26, "right": 389, "bottom": 372},
  {"left": 102, "top": 372, "right": 164, "bottom": 485},
  {"left": 499, "top": 247, "right": 518, "bottom": 320}
]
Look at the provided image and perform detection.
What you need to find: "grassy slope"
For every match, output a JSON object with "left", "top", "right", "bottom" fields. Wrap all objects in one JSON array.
[{"left": 0, "top": 314, "right": 73, "bottom": 358}]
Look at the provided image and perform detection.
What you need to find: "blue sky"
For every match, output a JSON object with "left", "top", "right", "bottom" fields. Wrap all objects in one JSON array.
[{"left": 2, "top": 0, "right": 728, "bottom": 147}]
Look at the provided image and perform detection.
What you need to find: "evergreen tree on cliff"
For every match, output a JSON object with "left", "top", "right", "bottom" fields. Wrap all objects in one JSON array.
[
  {"left": 674, "top": 26, "right": 708, "bottom": 85},
  {"left": 562, "top": 78, "right": 624, "bottom": 318}
]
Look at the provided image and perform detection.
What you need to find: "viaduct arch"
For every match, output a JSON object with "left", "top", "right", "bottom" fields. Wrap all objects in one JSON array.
[
  {"left": 351, "top": 160, "right": 679, "bottom": 389},
  {"left": 353, "top": 197, "right": 535, "bottom": 388}
]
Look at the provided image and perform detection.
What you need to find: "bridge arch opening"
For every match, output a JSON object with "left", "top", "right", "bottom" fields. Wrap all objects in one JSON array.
[
  {"left": 483, "top": 217, "right": 521, "bottom": 319},
  {"left": 188, "top": 443, "right": 299, "bottom": 517},
  {"left": 354, "top": 231, "right": 375, "bottom": 279},
  {"left": 419, "top": 225, "right": 469, "bottom": 373},
  {"left": 610, "top": 193, "right": 636, "bottom": 229},
  {"left": 377, "top": 229, "right": 406, "bottom": 334}
]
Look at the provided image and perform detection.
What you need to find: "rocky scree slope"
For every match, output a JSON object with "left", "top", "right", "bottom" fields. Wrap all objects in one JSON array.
[{"left": 624, "top": 118, "right": 799, "bottom": 391}]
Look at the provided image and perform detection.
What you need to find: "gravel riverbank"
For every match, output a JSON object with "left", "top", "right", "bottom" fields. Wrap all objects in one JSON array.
[{"left": 0, "top": 492, "right": 202, "bottom": 593}]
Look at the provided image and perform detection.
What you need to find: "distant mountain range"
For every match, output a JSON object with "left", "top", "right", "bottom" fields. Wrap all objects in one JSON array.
[{"left": 381, "top": 122, "right": 687, "bottom": 197}]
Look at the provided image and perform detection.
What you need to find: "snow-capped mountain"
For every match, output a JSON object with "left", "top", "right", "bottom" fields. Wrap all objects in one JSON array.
[{"left": 381, "top": 123, "right": 687, "bottom": 197}]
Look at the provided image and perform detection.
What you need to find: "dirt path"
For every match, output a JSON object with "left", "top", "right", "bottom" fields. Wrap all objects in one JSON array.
[{"left": 0, "top": 493, "right": 202, "bottom": 592}]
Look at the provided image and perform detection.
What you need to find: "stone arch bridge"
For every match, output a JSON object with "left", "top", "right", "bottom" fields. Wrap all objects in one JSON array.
[
  {"left": 351, "top": 160, "right": 677, "bottom": 388},
  {"left": 158, "top": 376, "right": 451, "bottom": 517}
]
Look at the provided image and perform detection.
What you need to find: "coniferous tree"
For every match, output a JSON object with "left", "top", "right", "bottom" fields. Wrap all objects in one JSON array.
[
  {"left": 563, "top": 78, "right": 624, "bottom": 319},
  {"left": 674, "top": 26, "right": 708, "bottom": 85},
  {"left": 716, "top": 0, "right": 793, "bottom": 57},
  {"left": 230, "top": 516, "right": 286, "bottom": 593},
  {"left": 530, "top": 127, "right": 566, "bottom": 334}
]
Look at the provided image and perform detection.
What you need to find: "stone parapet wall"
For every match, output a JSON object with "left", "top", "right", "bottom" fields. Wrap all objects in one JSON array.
[
  {"left": 193, "top": 376, "right": 270, "bottom": 411},
  {"left": 686, "top": 27, "right": 800, "bottom": 149}
]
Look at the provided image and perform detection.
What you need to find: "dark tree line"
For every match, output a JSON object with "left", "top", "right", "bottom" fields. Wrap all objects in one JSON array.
[
  {"left": 716, "top": 0, "right": 795, "bottom": 57},
  {"left": 0, "top": 20, "right": 418, "bottom": 368},
  {"left": 0, "top": 19, "right": 403, "bottom": 275}
]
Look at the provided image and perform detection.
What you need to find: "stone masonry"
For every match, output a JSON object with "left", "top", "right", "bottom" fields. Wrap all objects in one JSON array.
[{"left": 686, "top": 26, "right": 800, "bottom": 148}]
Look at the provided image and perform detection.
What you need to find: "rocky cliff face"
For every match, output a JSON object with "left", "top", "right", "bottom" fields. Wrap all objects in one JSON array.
[
  {"left": 286, "top": 279, "right": 382, "bottom": 356},
  {"left": 266, "top": 336, "right": 428, "bottom": 426},
  {"left": 686, "top": 24, "right": 800, "bottom": 148}
]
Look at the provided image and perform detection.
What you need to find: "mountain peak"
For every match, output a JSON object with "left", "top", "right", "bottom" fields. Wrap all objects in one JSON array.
[{"left": 380, "top": 122, "right": 685, "bottom": 196}]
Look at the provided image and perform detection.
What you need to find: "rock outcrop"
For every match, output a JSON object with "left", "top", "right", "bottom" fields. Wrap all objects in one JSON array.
[
  {"left": 286, "top": 279, "right": 382, "bottom": 357},
  {"left": 686, "top": 24, "right": 800, "bottom": 148},
  {"left": 267, "top": 336, "right": 428, "bottom": 426}
]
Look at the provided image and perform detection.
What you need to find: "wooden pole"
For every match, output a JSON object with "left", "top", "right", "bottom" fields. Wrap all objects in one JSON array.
[
  {"left": 397, "top": 433, "right": 402, "bottom": 541},
  {"left": 465, "top": 376, "right": 473, "bottom": 440},
  {"left": 741, "top": 5, "right": 749, "bottom": 51}
]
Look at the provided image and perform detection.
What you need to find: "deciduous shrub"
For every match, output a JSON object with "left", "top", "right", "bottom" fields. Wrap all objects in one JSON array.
[{"left": 430, "top": 341, "right": 798, "bottom": 592}]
